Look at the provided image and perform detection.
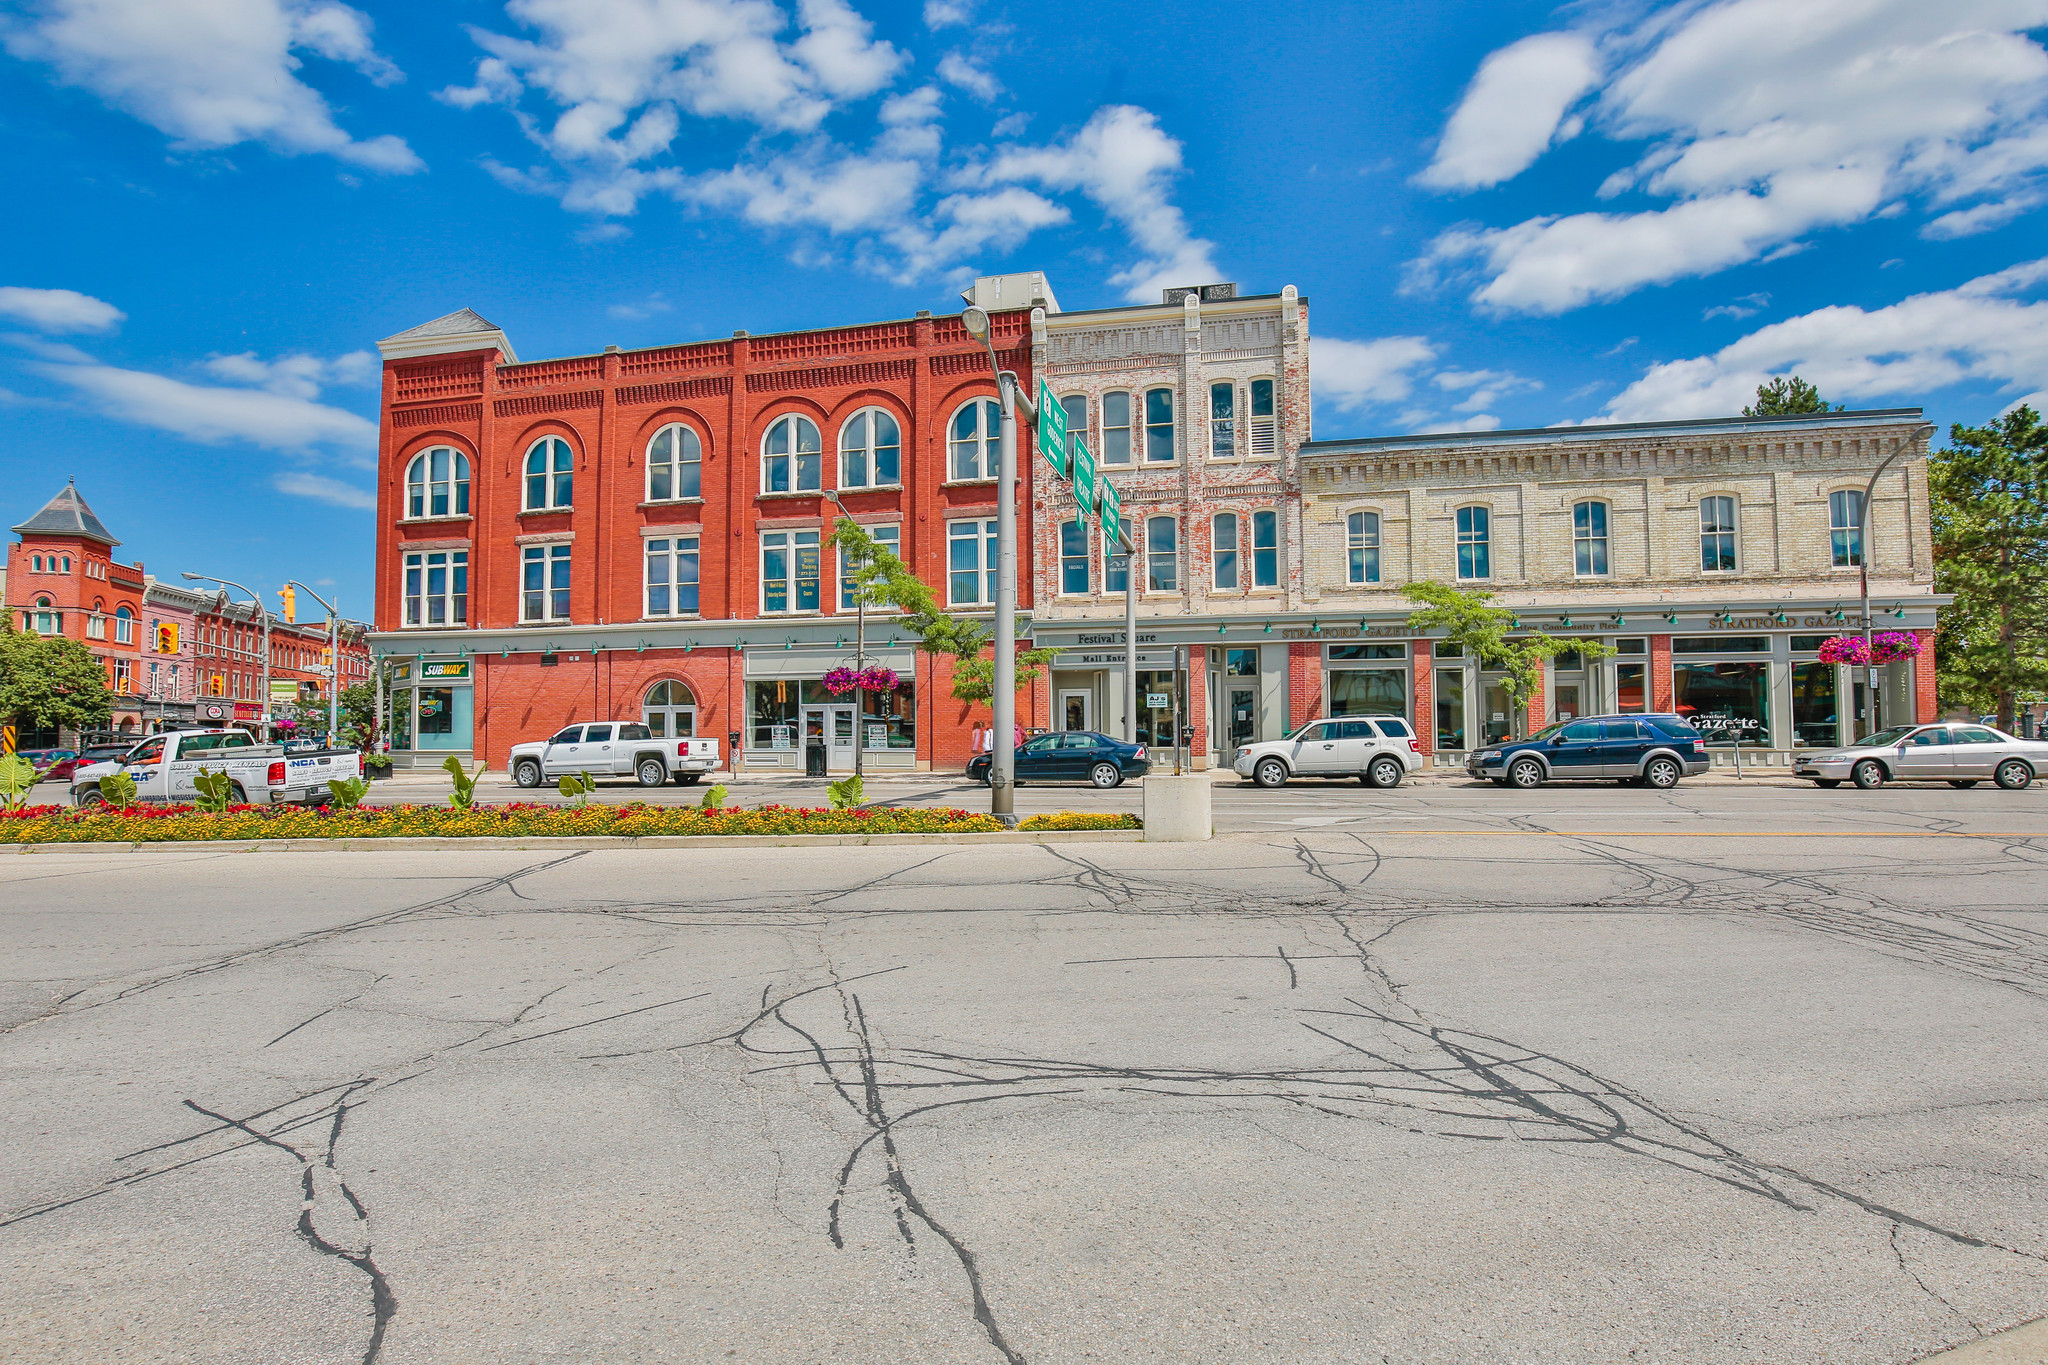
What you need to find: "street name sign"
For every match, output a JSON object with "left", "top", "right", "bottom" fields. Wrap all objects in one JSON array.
[
  {"left": 1071, "top": 434, "right": 1097, "bottom": 513},
  {"left": 1036, "top": 378, "right": 1068, "bottom": 477},
  {"left": 1098, "top": 472, "right": 1122, "bottom": 540}
]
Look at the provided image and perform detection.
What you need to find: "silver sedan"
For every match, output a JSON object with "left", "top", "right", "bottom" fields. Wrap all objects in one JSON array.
[{"left": 1793, "top": 723, "right": 2047, "bottom": 790}]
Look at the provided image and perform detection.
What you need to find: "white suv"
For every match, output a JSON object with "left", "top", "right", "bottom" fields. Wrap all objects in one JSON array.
[{"left": 1233, "top": 717, "right": 1424, "bottom": 789}]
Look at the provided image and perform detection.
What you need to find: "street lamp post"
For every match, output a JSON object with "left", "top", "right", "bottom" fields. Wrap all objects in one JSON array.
[
  {"left": 183, "top": 573, "right": 270, "bottom": 739},
  {"left": 1854, "top": 424, "right": 1935, "bottom": 739},
  {"left": 284, "top": 580, "right": 342, "bottom": 747},
  {"left": 961, "top": 306, "right": 1027, "bottom": 827},
  {"left": 823, "top": 491, "right": 867, "bottom": 780}
]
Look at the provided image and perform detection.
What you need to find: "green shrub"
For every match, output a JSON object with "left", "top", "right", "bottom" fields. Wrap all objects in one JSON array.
[
  {"left": 556, "top": 770, "right": 596, "bottom": 806},
  {"left": 444, "top": 754, "right": 483, "bottom": 809},
  {"left": 0, "top": 755, "right": 37, "bottom": 811},
  {"left": 699, "top": 783, "right": 728, "bottom": 811},
  {"left": 1018, "top": 812, "right": 1143, "bottom": 831},
  {"left": 191, "top": 767, "right": 235, "bottom": 813},
  {"left": 827, "top": 774, "right": 865, "bottom": 810},
  {"left": 326, "top": 776, "right": 368, "bottom": 810},
  {"left": 97, "top": 770, "right": 138, "bottom": 808}
]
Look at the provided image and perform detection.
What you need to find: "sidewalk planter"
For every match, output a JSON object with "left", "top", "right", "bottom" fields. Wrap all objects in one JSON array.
[{"left": 1142, "top": 775, "right": 1213, "bottom": 842}]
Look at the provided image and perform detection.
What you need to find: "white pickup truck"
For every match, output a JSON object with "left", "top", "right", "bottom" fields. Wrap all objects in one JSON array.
[
  {"left": 508, "top": 722, "right": 721, "bottom": 789},
  {"left": 70, "top": 729, "right": 363, "bottom": 807}
]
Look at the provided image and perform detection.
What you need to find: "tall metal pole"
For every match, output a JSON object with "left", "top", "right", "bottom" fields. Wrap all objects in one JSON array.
[
  {"left": 1855, "top": 424, "right": 1933, "bottom": 739},
  {"left": 285, "top": 580, "right": 342, "bottom": 746},
  {"left": 1123, "top": 524, "right": 1138, "bottom": 744},
  {"left": 991, "top": 369, "right": 1019, "bottom": 824},
  {"left": 183, "top": 573, "right": 269, "bottom": 738},
  {"left": 854, "top": 564, "right": 867, "bottom": 781}
]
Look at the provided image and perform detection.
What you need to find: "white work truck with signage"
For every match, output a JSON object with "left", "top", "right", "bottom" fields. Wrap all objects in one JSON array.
[
  {"left": 70, "top": 729, "right": 363, "bottom": 807},
  {"left": 506, "top": 723, "right": 722, "bottom": 789}
]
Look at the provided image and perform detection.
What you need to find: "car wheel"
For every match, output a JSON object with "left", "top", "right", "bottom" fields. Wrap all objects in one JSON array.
[
  {"left": 672, "top": 773, "right": 702, "bottom": 786},
  {"left": 1947, "top": 779, "right": 1980, "bottom": 789},
  {"left": 513, "top": 760, "right": 542, "bottom": 789},
  {"left": 1852, "top": 759, "right": 1887, "bottom": 790},
  {"left": 1814, "top": 779, "right": 1842, "bottom": 789},
  {"left": 1368, "top": 756, "right": 1403, "bottom": 789},
  {"left": 1643, "top": 757, "right": 1682, "bottom": 790},
  {"left": 1996, "top": 759, "right": 2034, "bottom": 791},
  {"left": 1090, "top": 761, "right": 1123, "bottom": 789},
  {"left": 637, "top": 758, "right": 666, "bottom": 787},
  {"left": 1254, "top": 757, "right": 1288, "bottom": 789},
  {"left": 1507, "top": 758, "right": 1545, "bottom": 790},
  {"left": 229, "top": 783, "right": 248, "bottom": 805},
  {"left": 77, "top": 788, "right": 106, "bottom": 808}
]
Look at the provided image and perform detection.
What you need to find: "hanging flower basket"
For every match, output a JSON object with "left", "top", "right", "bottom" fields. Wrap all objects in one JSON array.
[
  {"left": 821, "top": 665, "right": 901, "bottom": 695},
  {"left": 857, "top": 665, "right": 899, "bottom": 693},
  {"left": 1817, "top": 632, "right": 1920, "bottom": 666}
]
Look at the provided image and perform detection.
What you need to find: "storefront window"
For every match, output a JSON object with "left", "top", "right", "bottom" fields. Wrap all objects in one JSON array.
[
  {"left": 1329, "top": 669, "right": 1407, "bottom": 719},
  {"left": 1615, "top": 663, "right": 1647, "bottom": 713},
  {"left": 418, "top": 688, "right": 453, "bottom": 735},
  {"left": 1792, "top": 662, "right": 1839, "bottom": 747},
  {"left": 1674, "top": 662, "right": 1770, "bottom": 746},
  {"left": 1328, "top": 644, "right": 1405, "bottom": 661},
  {"left": 1225, "top": 648, "right": 1258, "bottom": 677},
  {"left": 860, "top": 682, "right": 917, "bottom": 749},
  {"left": 1435, "top": 667, "right": 1466, "bottom": 750},
  {"left": 750, "top": 681, "right": 799, "bottom": 750},
  {"left": 1136, "top": 669, "right": 1180, "bottom": 748}
]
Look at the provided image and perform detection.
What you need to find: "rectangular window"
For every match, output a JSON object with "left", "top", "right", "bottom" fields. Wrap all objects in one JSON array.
[
  {"left": 405, "top": 550, "right": 468, "bottom": 626},
  {"left": 645, "top": 536, "right": 700, "bottom": 617},
  {"left": 87, "top": 614, "right": 106, "bottom": 639},
  {"left": 761, "top": 530, "right": 821, "bottom": 613},
  {"left": 1146, "top": 515, "right": 1177, "bottom": 591},
  {"left": 1329, "top": 644, "right": 1406, "bottom": 661},
  {"left": 1790, "top": 635, "right": 1830, "bottom": 653},
  {"left": 1249, "top": 378, "right": 1276, "bottom": 457},
  {"left": 1329, "top": 668, "right": 1408, "bottom": 721},
  {"left": 1573, "top": 501, "right": 1610, "bottom": 576},
  {"left": 1615, "top": 662, "right": 1647, "bottom": 712},
  {"left": 1060, "top": 394, "right": 1088, "bottom": 456},
  {"left": 1348, "top": 511, "right": 1381, "bottom": 584},
  {"left": 1435, "top": 666, "right": 1466, "bottom": 750},
  {"left": 522, "top": 544, "right": 570, "bottom": 622},
  {"left": 1100, "top": 391, "right": 1132, "bottom": 465},
  {"left": 1674, "top": 661, "right": 1770, "bottom": 746},
  {"left": 1060, "top": 519, "right": 1090, "bottom": 595},
  {"left": 1792, "top": 660, "right": 1839, "bottom": 747},
  {"left": 1830, "top": 489, "right": 1863, "bottom": 567},
  {"left": 1209, "top": 381, "right": 1235, "bottom": 458},
  {"left": 1144, "top": 388, "right": 1175, "bottom": 463},
  {"left": 1700, "top": 495, "right": 1737, "bottom": 573},
  {"left": 1251, "top": 509, "right": 1278, "bottom": 587},
  {"left": 1212, "top": 512, "right": 1239, "bottom": 590},
  {"left": 1673, "top": 636, "right": 1768, "bottom": 653},
  {"left": 839, "top": 524, "right": 899, "bottom": 609},
  {"left": 1104, "top": 516, "right": 1132, "bottom": 593},
  {"left": 1226, "top": 648, "right": 1259, "bottom": 677},
  {"left": 948, "top": 518, "right": 998, "bottom": 606},
  {"left": 1456, "top": 506, "right": 1491, "bottom": 581}
]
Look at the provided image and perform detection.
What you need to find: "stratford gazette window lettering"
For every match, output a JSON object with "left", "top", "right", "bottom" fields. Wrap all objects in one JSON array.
[
  {"left": 404, "top": 550, "right": 468, "bottom": 626},
  {"left": 761, "top": 530, "right": 820, "bottom": 613},
  {"left": 1674, "top": 662, "right": 1770, "bottom": 745},
  {"left": 644, "top": 536, "right": 700, "bottom": 617},
  {"left": 646, "top": 424, "right": 703, "bottom": 501}
]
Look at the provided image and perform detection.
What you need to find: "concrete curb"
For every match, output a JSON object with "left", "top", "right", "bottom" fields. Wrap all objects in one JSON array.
[
  {"left": 1913, "top": 1316, "right": 2048, "bottom": 1363},
  {"left": 3, "top": 830, "right": 1146, "bottom": 854}
]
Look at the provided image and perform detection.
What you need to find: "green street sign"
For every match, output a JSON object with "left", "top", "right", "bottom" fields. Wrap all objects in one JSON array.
[
  {"left": 1097, "top": 473, "right": 1121, "bottom": 539},
  {"left": 1071, "top": 434, "right": 1097, "bottom": 512},
  {"left": 1036, "top": 377, "right": 1068, "bottom": 477}
]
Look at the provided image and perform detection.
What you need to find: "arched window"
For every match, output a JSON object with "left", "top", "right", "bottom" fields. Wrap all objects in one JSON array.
[
  {"left": 647, "top": 424, "right": 703, "bottom": 501},
  {"left": 30, "top": 555, "right": 42, "bottom": 572},
  {"left": 643, "top": 680, "right": 697, "bottom": 738},
  {"left": 949, "top": 398, "right": 1000, "bottom": 480},
  {"left": 839, "top": 408, "right": 901, "bottom": 488},
  {"left": 61, "top": 556, "right": 71, "bottom": 573},
  {"left": 1700, "top": 496, "right": 1737, "bottom": 573},
  {"left": 1830, "top": 489, "right": 1862, "bottom": 567},
  {"left": 32, "top": 597, "right": 59, "bottom": 634},
  {"left": 761, "top": 414, "right": 822, "bottom": 493},
  {"left": 1349, "top": 511, "right": 1381, "bottom": 584},
  {"left": 524, "top": 437, "right": 573, "bottom": 510},
  {"left": 1456, "top": 506, "right": 1491, "bottom": 581},
  {"left": 1144, "top": 387, "right": 1175, "bottom": 463},
  {"left": 1573, "top": 501, "right": 1609, "bottom": 576},
  {"left": 406, "top": 447, "right": 470, "bottom": 518}
]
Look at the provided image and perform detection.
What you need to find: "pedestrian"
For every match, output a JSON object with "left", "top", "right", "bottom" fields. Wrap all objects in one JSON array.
[
  {"left": 971, "top": 721, "right": 986, "bottom": 756},
  {"left": 1013, "top": 719, "right": 1025, "bottom": 749}
]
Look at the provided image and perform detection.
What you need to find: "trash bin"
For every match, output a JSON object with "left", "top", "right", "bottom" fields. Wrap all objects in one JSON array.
[{"left": 805, "top": 739, "right": 827, "bottom": 777}]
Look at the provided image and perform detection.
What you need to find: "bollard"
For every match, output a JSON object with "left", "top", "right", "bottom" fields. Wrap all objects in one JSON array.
[{"left": 1142, "top": 773, "right": 1212, "bottom": 841}]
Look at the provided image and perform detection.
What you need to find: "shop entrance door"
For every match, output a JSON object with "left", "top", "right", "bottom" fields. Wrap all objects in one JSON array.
[
  {"left": 1059, "top": 690, "right": 1091, "bottom": 732},
  {"left": 801, "top": 706, "right": 856, "bottom": 770},
  {"left": 1227, "top": 687, "right": 1258, "bottom": 750}
]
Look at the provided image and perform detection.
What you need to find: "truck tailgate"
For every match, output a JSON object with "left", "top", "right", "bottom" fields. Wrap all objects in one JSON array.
[{"left": 287, "top": 751, "right": 361, "bottom": 789}]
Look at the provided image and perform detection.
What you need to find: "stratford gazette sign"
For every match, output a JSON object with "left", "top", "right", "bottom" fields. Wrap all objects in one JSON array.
[
  {"left": 1280, "top": 625, "right": 1410, "bottom": 640},
  {"left": 1707, "top": 614, "right": 1853, "bottom": 631}
]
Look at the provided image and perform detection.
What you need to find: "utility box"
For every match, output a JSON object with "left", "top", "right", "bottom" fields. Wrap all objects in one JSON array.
[{"left": 1142, "top": 774, "right": 1212, "bottom": 842}]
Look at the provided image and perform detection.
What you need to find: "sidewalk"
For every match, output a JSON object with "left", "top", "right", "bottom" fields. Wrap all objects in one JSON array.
[{"left": 366, "top": 764, "right": 1811, "bottom": 789}]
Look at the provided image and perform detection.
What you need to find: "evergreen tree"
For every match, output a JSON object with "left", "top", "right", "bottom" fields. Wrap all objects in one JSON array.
[
  {"left": 1743, "top": 376, "right": 1843, "bottom": 417},
  {"left": 1930, "top": 406, "right": 2048, "bottom": 730}
]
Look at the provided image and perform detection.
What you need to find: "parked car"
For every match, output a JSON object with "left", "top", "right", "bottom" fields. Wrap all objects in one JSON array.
[
  {"left": 70, "top": 729, "right": 362, "bottom": 806},
  {"left": 966, "top": 730, "right": 1150, "bottom": 788},
  {"left": 41, "top": 743, "right": 136, "bottom": 784},
  {"left": 1794, "top": 723, "right": 2046, "bottom": 790},
  {"left": 1234, "top": 716, "right": 1423, "bottom": 789},
  {"left": 508, "top": 722, "right": 722, "bottom": 788},
  {"left": 16, "top": 748, "right": 77, "bottom": 775},
  {"left": 1468, "top": 714, "right": 1709, "bottom": 790}
]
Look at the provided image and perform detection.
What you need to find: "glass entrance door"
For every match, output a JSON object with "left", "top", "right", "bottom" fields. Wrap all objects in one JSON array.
[
  {"left": 1481, "top": 677, "right": 1515, "bottom": 744},
  {"left": 1059, "top": 690, "right": 1091, "bottom": 732},
  {"left": 801, "top": 706, "right": 856, "bottom": 769},
  {"left": 1227, "top": 687, "right": 1257, "bottom": 749}
]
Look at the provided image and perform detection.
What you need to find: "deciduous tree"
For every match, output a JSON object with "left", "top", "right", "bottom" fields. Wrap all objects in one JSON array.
[
  {"left": 0, "top": 618, "right": 111, "bottom": 735},
  {"left": 1403, "top": 583, "right": 1614, "bottom": 740}
]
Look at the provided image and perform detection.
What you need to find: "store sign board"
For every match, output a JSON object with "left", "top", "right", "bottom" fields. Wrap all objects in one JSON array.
[
  {"left": 422, "top": 661, "right": 470, "bottom": 679},
  {"left": 269, "top": 680, "right": 298, "bottom": 702}
]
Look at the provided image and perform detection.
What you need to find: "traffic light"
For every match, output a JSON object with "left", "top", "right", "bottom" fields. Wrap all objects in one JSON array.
[
  {"left": 279, "top": 585, "right": 296, "bottom": 623},
  {"left": 156, "top": 622, "right": 179, "bottom": 654},
  {"left": 210, "top": 674, "right": 226, "bottom": 697}
]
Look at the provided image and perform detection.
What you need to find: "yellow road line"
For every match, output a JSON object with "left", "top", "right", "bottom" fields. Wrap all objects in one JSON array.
[{"left": 1283, "top": 830, "right": 2047, "bottom": 838}]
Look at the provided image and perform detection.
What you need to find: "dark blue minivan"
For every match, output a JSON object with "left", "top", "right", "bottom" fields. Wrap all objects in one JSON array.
[{"left": 1466, "top": 714, "right": 1709, "bottom": 789}]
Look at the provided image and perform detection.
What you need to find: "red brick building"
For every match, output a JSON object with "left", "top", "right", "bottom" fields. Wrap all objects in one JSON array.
[
  {"left": 371, "top": 305, "right": 1043, "bottom": 771},
  {"left": 6, "top": 482, "right": 148, "bottom": 742}
]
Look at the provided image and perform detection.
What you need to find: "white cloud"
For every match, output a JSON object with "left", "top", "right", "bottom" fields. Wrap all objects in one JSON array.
[
  {"left": 1418, "top": 32, "right": 1599, "bottom": 190},
  {"left": 607, "top": 292, "right": 673, "bottom": 320},
  {"left": 937, "top": 51, "right": 1000, "bottom": 102},
  {"left": 692, "top": 150, "right": 923, "bottom": 232},
  {"left": 922, "top": 0, "right": 972, "bottom": 27},
  {"left": 1604, "top": 257, "right": 2048, "bottom": 421},
  {"left": 274, "top": 471, "right": 375, "bottom": 509},
  {"left": 1415, "top": 1, "right": 2048, "bottom": 313},
  {"left": 4, "top": 0, "right": 421, "bottom": 171},
  {"left": 1311, "top": 336, "right": 1439, "bottom": 413},
  {"left": 34, "top": 359, "right": 378, "bottom": 461},
  {"left": 882, "top": 188, "right": 1068, "bottom": 280},
  {"left": 1432, "top": 367, "right": 1541, "bottom": 412},
  {"left": 1702, "top": 290, "right": 1771, "bottom": 321},
  {"left": 790, "top": 0, "right": 902, "bottom": 100},
  {"left": 200, "top": 349, "right": 374, "bottom": 400},
  {"left": 0, "top": 286, "right": 126, "bottom": 334}
]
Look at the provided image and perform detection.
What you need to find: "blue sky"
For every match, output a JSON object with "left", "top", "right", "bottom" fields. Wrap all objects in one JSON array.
[{"left": 3, "top": 0, "right": 2046, "bottom": 612}]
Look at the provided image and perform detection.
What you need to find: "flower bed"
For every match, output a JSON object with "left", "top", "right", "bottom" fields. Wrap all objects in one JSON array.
[
  {"left": 0, "top": 801, "right": 1018, "bottom": 844},
  {"left": 1018, "top": 812, "right": 1143, "bottom": 831}
]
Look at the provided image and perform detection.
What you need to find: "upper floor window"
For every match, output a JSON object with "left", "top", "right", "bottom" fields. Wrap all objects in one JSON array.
[
  {"left": 1456, "top": 506, "right": 1491, "bottom": 581},
  {"left": 1830, "top": 489, "right": 1863, "bottom": 567},
  {"left": 1104, "top": 517, "right": 1132, "bottom": 593},
  {"left": 1573, "top": 501, "right": 1609, "bottom": 576},
  {"left": 1210, "top": 382, "right": 1235, "bottom": 459},
  {"left": 948, "top": 518, "right": 998, "bottom": 606},
  {"left": 1348, "top": 511, "right": 1381, "bottom": 584},
  {"left": 1144, "top": 387, "right": 1175, "bottom": 463},
  {"left": 761, "top": 530, "right": 820, "bottom": 613},
  {"left": 1700, "top": 495, "right": 1737, "bottom": 573},
  {"left": 645, "top": 536, "right": 700, "bottom": 617},
  {"left": 647, "top": 424, "right": 702, "bottom": 502},
  {"left": 949, "top": 398, "right": 1001, "bottom": 481},
  {"left": 1060, "top": 518, "right": 1090, "bottom": 595},
  {"left": 524, "top": 437, "right": 573, "bottom": 511},
  {"left": 839, "top": 523, "right": 899, "bottom": 609},
  {"left": 87, "top": 611, "right": 107, "bottom": 639},
  {"left": 1147, "top": 515, "right": 1178, "bottom": 591},
  {"left": 1249, "top": 378, "right": 1277, "bottom": 457},
  {"left": 762, "top": 414, "right": 821, "bottom": 494},
  {"left": 1213, "top": 512, "right": 1240, "bottom": 589},
  {"left": 839, "top": 408, "right": 901, "bottom": 489},
  {"left": 521, "top": 543, "right": 571, "bottom": 621},
  {"left": 1100, "top": 391, "right": 1132, "bottom": 466},
  {"left": 406, "top": 446, "right": 470, "bottom": 518},
  {"left": 114, "top": 605, "right": 134, "bottom": 644},
  {"left": 404, "top": 550, "right": 468, "bottom": 627},
  {"left": 28, "top": 598, "right": 59, "bottom": 634},
  {"left": 30, "top": 555, "right": 41, "bottom": 572},
  {"left": 1060, "top": 394, "right": 1088, "bottom": 456},
  {"left": 1251, "top": 509, "right": 1278, "bottom": 587}
]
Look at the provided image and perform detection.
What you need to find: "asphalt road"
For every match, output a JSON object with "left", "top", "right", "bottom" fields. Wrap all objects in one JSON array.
[{"left": 3, "top": 821, "right": 2046, "bottom": 1363}]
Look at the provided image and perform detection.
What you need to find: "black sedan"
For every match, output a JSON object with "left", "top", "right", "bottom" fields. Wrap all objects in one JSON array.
[{"left": 966, "top": 730, "right": 1151, "bottom": 788}]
